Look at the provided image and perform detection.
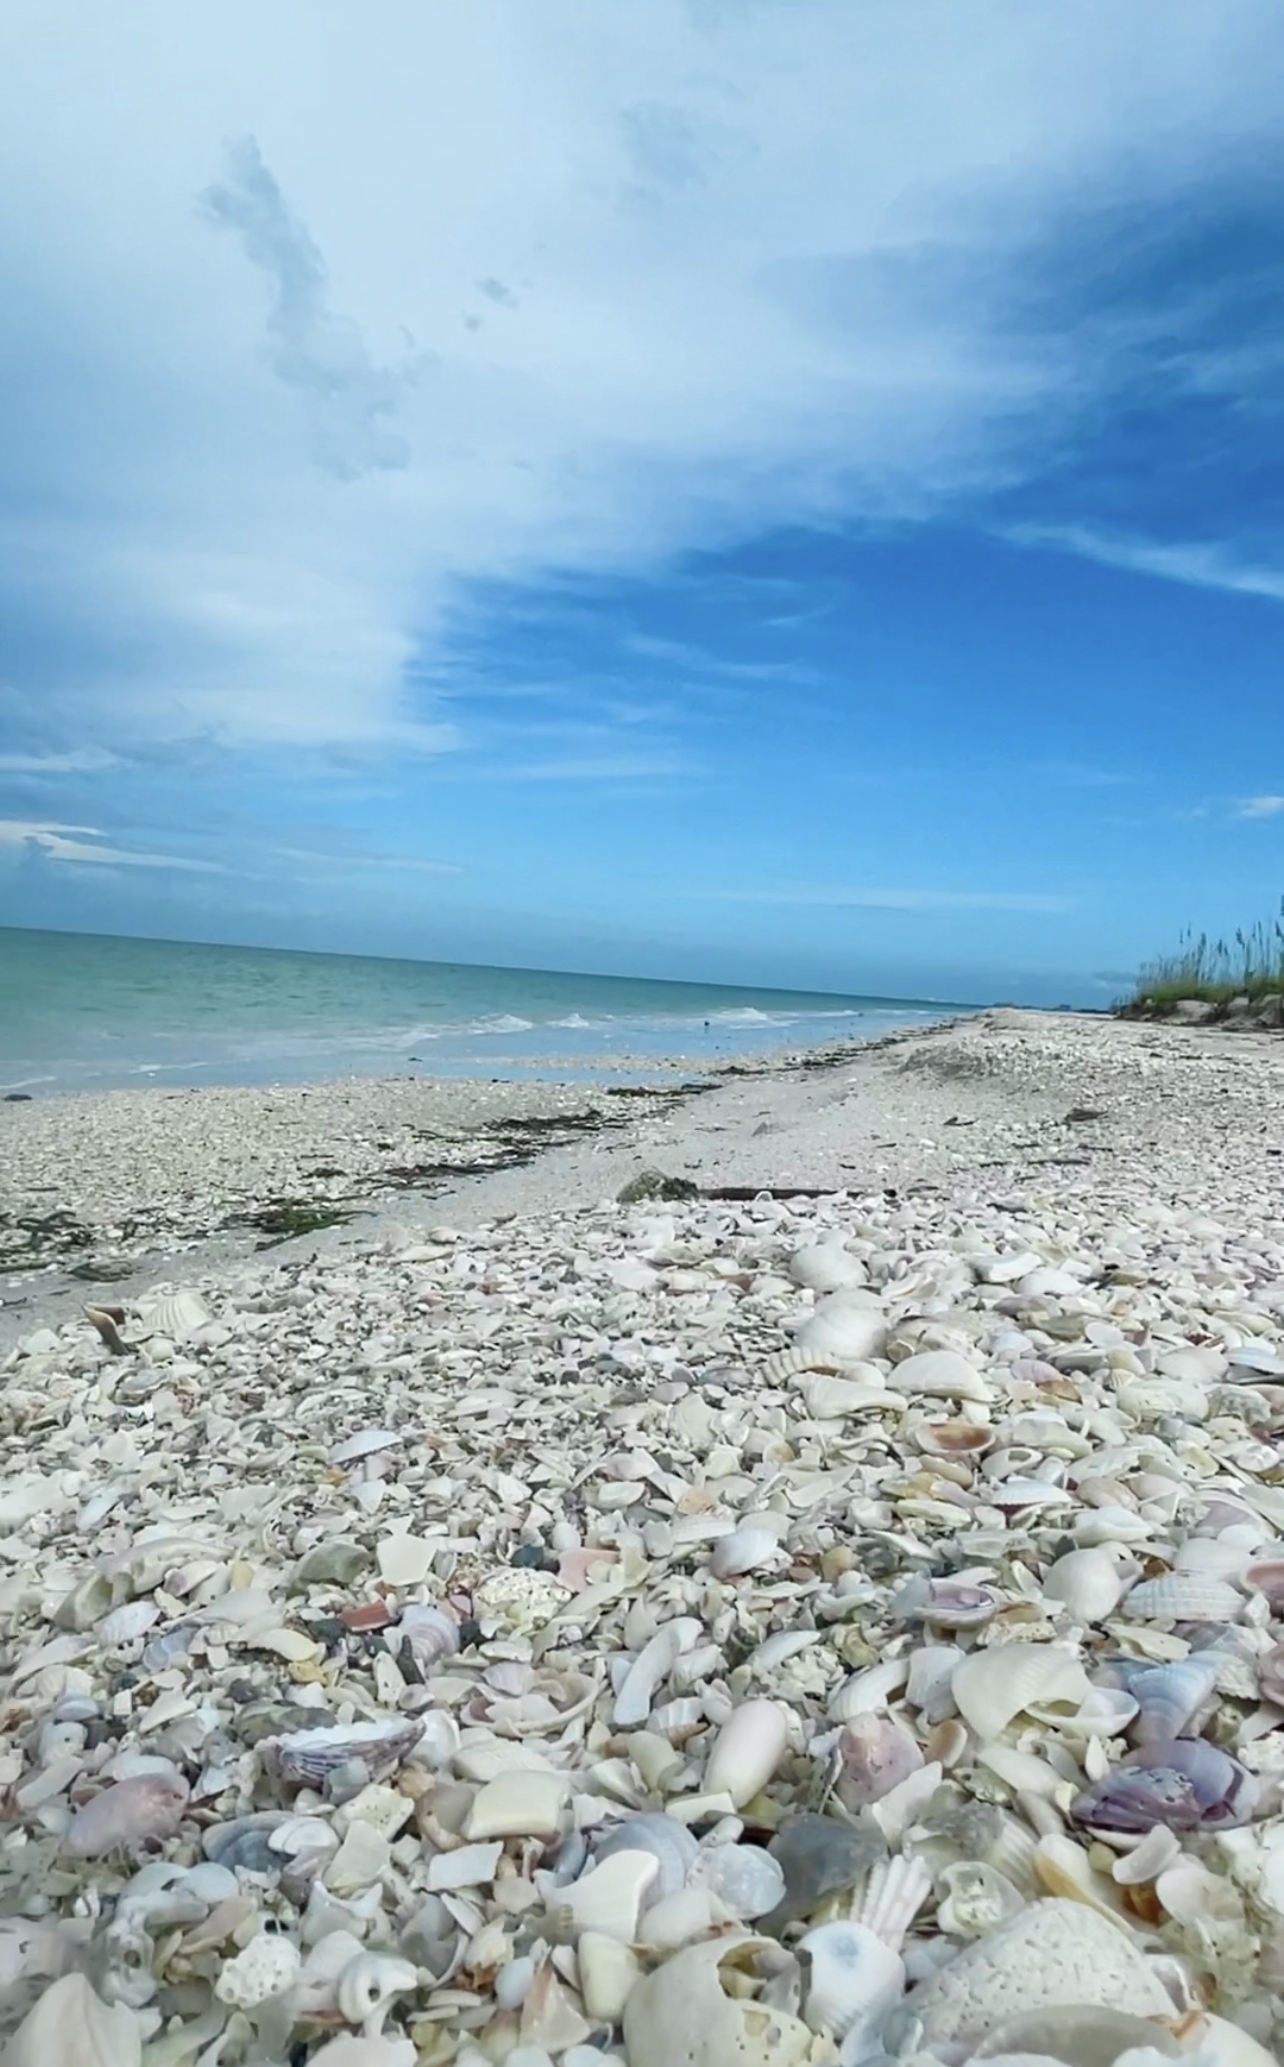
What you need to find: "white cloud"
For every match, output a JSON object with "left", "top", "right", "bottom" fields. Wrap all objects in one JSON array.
[
  {"left": 1238, "top": 796, "right": 1284, "bottom": 819},
  {"left": 695, "top": 886, "right": 1076, "bottom": 913},
  {"left": 1008, "top": 525, "right": 1284, "bottom": 605},
  {"left": 0, "top": 748, "right": 118, "bottom": 773},
  {"left": 0, "top": 1, "right": 1279, "bottom": 758},
  {"left": 0, "top": 820, "right": 229, "bottom": 872}
]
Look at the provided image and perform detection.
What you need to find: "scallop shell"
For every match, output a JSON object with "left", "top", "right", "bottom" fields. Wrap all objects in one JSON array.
[
  {"left": 260, "top": 1716, "right": 424, "bottom": 1787},
  {"left": 1122, "top": 1573, "right": 1242, "bottom": 1624},
  {"left": 94, "top": 1602, "right": 161, "bottom": 1649},
  {"left": 1104, "top": 1655, "right": 1221, "bottom": 1746},
  {"left": 131, "top": 1288, "right": 212, "bottom": 1342},
  {"left": 952, "top": 1645, "right": 1090, "bottom": 1739}
]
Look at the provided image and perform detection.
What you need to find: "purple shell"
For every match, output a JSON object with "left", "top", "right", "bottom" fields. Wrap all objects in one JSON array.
[{"left": 1070, "top": 1736, "right": 1257, "bottom": 1834}]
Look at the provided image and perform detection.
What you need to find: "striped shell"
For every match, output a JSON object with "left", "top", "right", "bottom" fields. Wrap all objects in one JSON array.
[
  {"left": 1122, "top": 1573, "right": 1243, "bottom": 1624},
  {"left": 260, "top": 1715, "right": 424, "bottom": 1786}
]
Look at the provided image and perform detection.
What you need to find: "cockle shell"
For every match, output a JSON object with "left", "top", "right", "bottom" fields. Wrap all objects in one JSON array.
[
  {"left": 261, "top": 1716, "right": 424, "bottom": 1787},
  {"left": 622, "top": 1935, "right": 834, "bottom": 2067},
  {"left": 3, "top": 1973, "right": 144, "bottom": 2067},
  {"left": 1122, "top": 1573, "right": 1242, "bottom": 1624},
  {"left": 1070, "top": 1736, "right": 1258, "bottom": 1832},
  {"left": 1098, "top": 1655, "right": 1221, "bottom": 1746},
  {"left": 131, "top": 1288, "right": 212, "bottom": 1342},
  {"left": 704, "top": 1698, "right": 789, "bottom": 1807},
  {"left": 952, "top": 1645, "right": 1090, "bottom": 1740},
  {"left": 397, "top": 1604, "right": 459, "bottom": 1671}
]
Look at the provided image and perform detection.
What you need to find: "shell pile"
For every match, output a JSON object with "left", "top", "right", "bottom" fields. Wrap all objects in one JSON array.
[{"left": 3, "top": 1180, "right": 1284, "bottom": 2067}]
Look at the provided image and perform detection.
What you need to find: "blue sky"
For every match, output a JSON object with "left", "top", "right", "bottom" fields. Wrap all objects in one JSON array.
[{"left": 2, "top": 1, "right": 1284, "bottom": 1005}]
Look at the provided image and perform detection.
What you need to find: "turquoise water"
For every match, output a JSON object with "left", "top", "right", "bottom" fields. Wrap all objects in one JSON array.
[{"left": 0, "top": 928, "right": 961, "bottom": 1093}]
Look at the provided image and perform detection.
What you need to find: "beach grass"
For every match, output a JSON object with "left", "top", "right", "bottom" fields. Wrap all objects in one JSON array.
[{"left": 1125, "top": 900, "right": 1284, "bottom": 1009}]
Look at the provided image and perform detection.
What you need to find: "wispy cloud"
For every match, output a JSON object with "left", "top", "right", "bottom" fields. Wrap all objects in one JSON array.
[
  {"left": 1238, "top": 795, "right": 1284, "bottom": 819},
  {"left": 694, "top": 886, "right": 1076, "bottom": 913},
  {"left": 0, "top": 749, "right": 119, "bottom": 774},
  {"left": 494, "top": 753, "right": 691, "bottom": 783},
  {"left": 1010, "top": 525, "right": 1284, "bottom": 606},
  {"left": 0, "top": 820, "right": 229, "bottom": 872},
  {"left": 272, "top": 845, "right": 461, "bottom": 875}
]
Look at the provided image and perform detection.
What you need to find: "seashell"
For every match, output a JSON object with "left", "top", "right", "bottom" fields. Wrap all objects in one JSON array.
[
  {"left": 594, "top": 1814, "right": 700, "bottom": 1903},
  {"left": 1122, "top": 1573, "right": 1242, "bottom": 1624},
  {"left": 1244, "top": 1557, "right": 1284, "bottom": 1608},
  {"left": 916, "top": 1579, "right": 997, "bottom": 1631},
  {"left": 215, "top": 1928, "right": 302, "bottom": 2008},
  {"left": 464, "top": 1768, "right": 569, "bottom": 1840},
  {"left": 131, "top": 1287, "right": 212, "bottom": 1342},
  {"left": 202, "top": 1812, "right": 292, "bottom": 1873},
  {"left": 622, "top": 1933, "right": 833, "bottom": 2067},
  {"left": 692, "top": 1843, "right": 787, "bottom": 1921},
  {"left": 952, "top": 1645, "right": 1090, "bottom": 1739},
  {"left": 829, "top": 1658, "right": 909, "bottom": 1720},
  {"left": 3, "top": 1973, "right": 144, "bottom": 2067},
  {"left": 261, "top": 1716, "right": 424, "bottom": 1787},
  {"left": 397, "top": 1604, "right": 459, "bottom": 1672},
  {"left": 63, "top": 1773, "right": 189, "bottom": 1858},
  {"left": 905, "top": 1645, "right": 962, "bottom": 1722},
  {"left": 789, "top": 1242, "right": 867, "bottom": 1292},
  {"left": 764, "top": 1813, "right": 887, "bottom": 1930},
  {"left": 913, "top": 1419, "right": 994, "bottom": 1459},
  {"left": 334, "top": 1951, "right": 419, "bottom": 2036},
  {"left": 711, "top": 1528, "right": 783, "bottom": 1580},
  {"left": 1111, "top": 1824, "right": 1181, "bottom": 1886},
  {"left": 799, "top": 1373, "right": 888, "bottom": 1419},
  {"left": 935, "top": 1862, "right": 1025, "bottom": 1939},
  {"left": 981, "top": 1477, "right": 1072, "bottom": 1513},
  {"left": 904, "top": 1899, "right": 1178, "bottom": 2049},
  {"left": 887, "top": 1350, "right": 991, "bottom": 1403},
  {"left": 614, "top": 1617, "right": 703, "bottom": 1727},
  {"left": 578, "top": 1932, "right": 641, "bottom": 2025},
  {"left": 1070, "top": 1736, "right": 1258, "bottom": 1832},
  {"left": 704, "top": 1698, "right": 789, "bottom": 1807},
  {"left": 307, "top": 2039, "right": 417, "bottom": 2067},
  {"left": 1259, "top": 1640, "right": 1284, "bottom": 1703},
  {"left": 552, "top": 1849, "right": 660, "bottom": 1941},
  {"left": 794, "top": 1289, "right": 888, "bottom": 1365},
  {"left": 1031, "top": 1832, "right": 1128, "bottom": 1920},
  {"left": 1024, "top": 1685, "right": 1138, "bottom": 1742},
  {"left": 832, "top": 1713, "right": 924, "bottom": 1809},
  {"left": 93, "top": 1601, "right": 160, "bottom": 1649},
  {"left": 970, "top": 2007, "right": 1182, "bottom": 2067},
  {"left": 1100, "top": 1655, "right": 1222, "bottom": 1746},
  {"left": 1042, "top": 1547, "right": 1137, "bottom": 1624},
  {"left": 330, "top": 1428, "right": 402, "bottom": 1465},
  {"left": 799, "top": 1918, "right": 905, "bottom": 2051}
]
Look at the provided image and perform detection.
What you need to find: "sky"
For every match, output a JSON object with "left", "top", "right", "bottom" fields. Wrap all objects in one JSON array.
[{"left": 2, "top": 1, "right": 1284, "bottom": 1006}]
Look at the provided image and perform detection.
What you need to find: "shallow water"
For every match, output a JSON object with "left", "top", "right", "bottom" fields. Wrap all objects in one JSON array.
[{"left": 0, "top": 926, "right": 962, "bottom": 1092}]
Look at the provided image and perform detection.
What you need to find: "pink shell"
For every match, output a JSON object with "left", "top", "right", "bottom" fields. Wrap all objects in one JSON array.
[{"left": 62, "top": 1774, "right": 190, "bottom": 1858}]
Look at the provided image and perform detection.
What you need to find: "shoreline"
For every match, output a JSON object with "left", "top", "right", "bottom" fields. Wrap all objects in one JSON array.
[{"left": 4, "top": 1002, "right": 1280, "bottom": 1351}]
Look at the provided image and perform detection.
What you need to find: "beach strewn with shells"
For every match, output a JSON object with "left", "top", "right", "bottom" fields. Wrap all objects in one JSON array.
[{"left": 4, "top": 1009, "right": 1284, "bottom": 2066}]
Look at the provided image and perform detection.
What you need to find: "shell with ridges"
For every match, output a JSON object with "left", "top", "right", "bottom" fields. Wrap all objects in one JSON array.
[{"left": 952, "top": 1645, "right": 1090, "bottom": 1740}]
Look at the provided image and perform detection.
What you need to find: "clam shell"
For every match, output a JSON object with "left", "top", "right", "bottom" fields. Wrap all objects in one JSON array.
[
  {"left": 952, "top": 1645, "right": 1090, "bottom": 1739},
  {"left": 704, "top": 1698, "right": 789, "bottom": 1808},
  {"left": 261, "top": 1716, "right": 424, "bottom": 1787},
  {"left": 788, "top": 1243, "right": 867, "bottom": 1293},
  {"left": 1042, "top": 1548, "right": 1136, "bottom": 1624},
  {"left": 63, "top": 1774, "right": 190, "bottom": 1859},
  {"left": 887, "top": 1350, "right": 991, "bottom": 1403},
  {"left": 711, "top": 1528, "right": 782, "bottom": 1580},
  {"left": 914, "top": 1419, "right": 994, "bottom": 1459},
  {"left": 794, "top": 1289, "right": 888, "bottom": 1365},
  {"left": 1070, "top": 1736, "right": 1258, "bottom": 1833}
]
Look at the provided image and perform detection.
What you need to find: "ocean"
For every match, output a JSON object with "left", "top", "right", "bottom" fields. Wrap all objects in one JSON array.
[{"left": 0, "top": 927, "right": 961, "bottom": 1094}]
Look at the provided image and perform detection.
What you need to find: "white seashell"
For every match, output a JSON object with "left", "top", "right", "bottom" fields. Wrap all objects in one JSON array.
[
  {"left": 799, "top": 1919, "right": 905, "bottom": 2048},
  {"left": 704, "top": 1699, "right": 789, "bottom": 1807},
  {"left": 330, "top": 1429, "right": 402, "bottom": 1465},
  {"left": 94, "top": 1602, "right": 160, "bottom": 1648},
  {"left": 425, "top": 1840, "right": 503, "bottom": 1891},
  {"left": 464, "top": 1770, "right": 569, "bottom": 1841},
  {"left": 614, "top": 1618, "right": 703, "bottom": 1727},
  {"left": 789, "top": 1243, "right": 867, "bottom": 1292},
  {"left": 711, "top": 1529, "right": 782, "bottom": 1580},
  {"left": 578, "top": 1931, "right": 641, "bottom": 2025},
  {"left": 132, "top": 1288, "right": 212, "bottom": 1342},
  {"left": 1110, "top": 1825, "right": 1181, "bottom": 1886},
  {"left": 952, "top": 1645, "right": 1090, "bottom": 1739},
  {"left": 1031, "top": 1833, "right": 1129, "bottom": 1920},
  {"left": 829, "top": 1658, "right": 909, "bottom": 1720},
  {"left": 638, "top": 1884, "right": 723, "bottom": 1952},
  {"left": 3, "top": 1973, "right": 144, "bottom": 2067},
  {"left": 307, "top": 2039, "right": 417, "bottom": 2067},
  {"left": 887, "top": 1350, "right": 991, "bottom": 1402},
  {"left": 553, "top": 1851, "right": 660, "bottom": 1942},
  {"left": 215, "top": 1928, "right": 302, "bottom": 2008},
  {"left": 1042, "top": 1547, "right": 1137, "bottom": 1624},
  {"left": 1122, "top": 1573, "right": 1242, "bottom": 1623},
  {"left": 623, "top": 1935, "right": 833, "bottom": 2067},
  {"left": 800, "top": 1373, "right": 887, "bottom": 1419},
  {"left": 593, "top": 1815, "right": 699, "bottom": 1902},
  {"left": 1073, "top": 1507, "right": 1155, "bottom": 1548},
  {"left": 971, "top": 2007, "right": 1183, "bottom": 2067},
  {"left": 693, "top": 1843, "right": 787, "bottom": 1921},
  {"left": 936, "top": 1862, "right": 1025, "bottom": 1939},
  {"left": 334, "top": 1951, "right": 419, "bottom": 2036},
  {"left": 794, "top": 1289, "right": 888, "bottom": 1365},
  {"left": 1024, "top": 1686, "right": 1138, "bottom": 1742}
]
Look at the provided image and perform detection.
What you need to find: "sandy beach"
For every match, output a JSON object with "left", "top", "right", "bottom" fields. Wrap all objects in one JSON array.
[{"left": 4, "top": 1008, "right": 1284, "bottom": 2061}]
